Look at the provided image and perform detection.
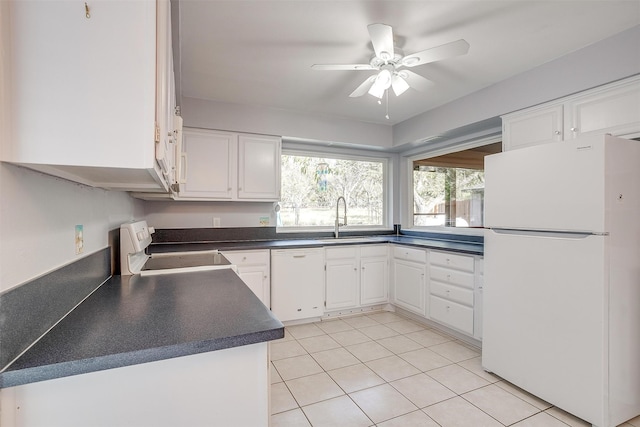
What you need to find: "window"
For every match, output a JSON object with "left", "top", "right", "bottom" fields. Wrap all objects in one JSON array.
[
  {"left": 279, "top": 154, "right": 386, "bottom": 228},
  {"left": 412, "top": 142, "right": 501, "bottom": 228}
]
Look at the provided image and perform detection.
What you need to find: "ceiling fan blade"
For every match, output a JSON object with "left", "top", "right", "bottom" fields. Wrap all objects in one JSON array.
[
  {"left": 391, "top": 75, "right": 410, "bottom": 96},
  {"left": 312, "top": 64, "right": 375, "bottom": 71},
  {"left": 399, "top": 70, "right": 433, "bottom": 92},
  {"left": 367, "top": 23, "right": 394, "bottom": 61},
  {"left": 401, "top": 39, "right": 470, "bottom": 67},
  {"left": 349, "top": 76, "right": 376, "bottom": 97}
]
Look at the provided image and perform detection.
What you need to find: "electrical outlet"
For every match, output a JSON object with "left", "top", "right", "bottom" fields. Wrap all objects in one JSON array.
[
  {"left": 75, "top": 225, "right": 84, "bottom": 255},
  {"left": 213, "top": 217, "right": 221, "bottom": 228}
]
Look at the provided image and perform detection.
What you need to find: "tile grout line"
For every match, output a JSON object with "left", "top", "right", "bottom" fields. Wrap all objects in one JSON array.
[{"left": 271, "top": 312, "right": 594, "bottom": 427}]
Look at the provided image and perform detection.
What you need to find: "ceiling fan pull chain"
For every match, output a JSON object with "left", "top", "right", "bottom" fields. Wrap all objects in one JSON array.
[{"left": 385, "top": 90, "right": 390, "bottom": 120}]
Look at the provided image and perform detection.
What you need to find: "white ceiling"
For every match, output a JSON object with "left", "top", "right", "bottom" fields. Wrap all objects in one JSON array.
[{"left": 176, "top": 1, "right": 639, "bottom": 126}]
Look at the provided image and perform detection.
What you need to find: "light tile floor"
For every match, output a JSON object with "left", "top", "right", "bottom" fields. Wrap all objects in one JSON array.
[{"left": 270, "top": 311, "right": 640, "bottom": 427}]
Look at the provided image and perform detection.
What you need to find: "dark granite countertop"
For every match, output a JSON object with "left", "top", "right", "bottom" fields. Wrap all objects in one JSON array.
[
  {"left": 0, "top": 269, "right": 284, "bottom": 388},
  {"left": 149, "top": 234, "right": 484, "bottom": 256}
]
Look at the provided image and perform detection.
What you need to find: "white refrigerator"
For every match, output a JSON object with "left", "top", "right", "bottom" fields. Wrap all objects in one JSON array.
[{"left": 482, "top": 134, "right": 640, "bottom": 427}]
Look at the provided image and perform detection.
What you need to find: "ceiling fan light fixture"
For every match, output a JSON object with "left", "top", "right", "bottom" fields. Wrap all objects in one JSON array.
[
  {"left": 368, "top": 80, "right": 385, "bottom": 98},
  {"left": 376, "top": 67, "right": 393, "bottom": 87},
  {"left": 391, "top": 75, "right": 410, "bottom": 96}
]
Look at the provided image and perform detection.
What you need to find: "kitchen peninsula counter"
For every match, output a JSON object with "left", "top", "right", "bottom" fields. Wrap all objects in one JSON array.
[{"left": 0, "top": 268, "right": 283, "bottom": 388}]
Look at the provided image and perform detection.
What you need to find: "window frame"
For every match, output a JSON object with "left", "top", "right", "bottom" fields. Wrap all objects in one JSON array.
[
  {"left": 277, "top": 144, "right": 393, "bottom": 233},
  {"left": 404, "top": 135, "right": 501, "bottom": 236}
]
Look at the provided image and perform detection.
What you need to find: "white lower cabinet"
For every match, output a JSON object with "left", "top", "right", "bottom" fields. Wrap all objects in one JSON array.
[
  {"left": 428, "top": 251, "right": 477, "bottom": 336},
  {"left": 392, "top": 246, "right": 427, "bottom": 316},
  {"left": 271, "top": 249, "right": 324, "bottom": 322},
  {"left": 325, "top": 247, "right": 360, "bottom": 310},
  {"left": 325, "top": 245, "right": 389, "bottom": 311},
  {"left": 222, "top": 250, "right": 270, "bottom": 308},
  {"left": 360, "top": 246, "right": 389, "bottom": 306},
  {"left": 270, "top": 242, "right": 483, "bottom": 340}
]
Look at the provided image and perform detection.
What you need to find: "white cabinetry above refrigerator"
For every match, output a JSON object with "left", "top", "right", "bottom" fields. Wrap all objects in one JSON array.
[{"left": 502, "top": 75, "right": 640, "bottom": 151}]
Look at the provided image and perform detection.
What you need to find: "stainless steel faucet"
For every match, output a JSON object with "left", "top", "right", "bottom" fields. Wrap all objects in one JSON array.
[{"left": 335, "top": 196, "right": 347, "bottom": 238}]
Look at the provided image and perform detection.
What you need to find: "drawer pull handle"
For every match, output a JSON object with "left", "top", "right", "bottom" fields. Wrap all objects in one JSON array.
[{"left": 293, "top": 255, "right": 306, "bottom": 258}]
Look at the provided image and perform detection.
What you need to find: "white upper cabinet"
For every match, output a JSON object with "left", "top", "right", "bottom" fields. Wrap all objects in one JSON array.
[
  {"left": 179, "top": 129, "right": 236, "bottom": 199},
  {"left": 502, "top": 75, "right": 640, "bottom": 151},
  {"left": 238, "top": 134, "right": 282, "bottom": 200},
  {"left": 564, "top": 78, "right": 640, "bottom": 140},
  {"left": 1, "top": 0, "right": 177, "bottom": 191},
  {"left": 179, "top": 128, "right": 281, "bottom": 201},
  {"left": 502, "top": 104, "right": 564, "bottom": 150}
]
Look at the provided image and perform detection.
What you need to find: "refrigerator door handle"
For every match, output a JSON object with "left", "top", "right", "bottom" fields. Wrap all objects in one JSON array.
[{"left": 489, "top": 228, "right": 608, "bottom": 238}]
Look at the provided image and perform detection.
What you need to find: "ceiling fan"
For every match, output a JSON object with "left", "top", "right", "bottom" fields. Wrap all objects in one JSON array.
[{"left": 312, "top": 23, "right": 469, "bottom": 99}]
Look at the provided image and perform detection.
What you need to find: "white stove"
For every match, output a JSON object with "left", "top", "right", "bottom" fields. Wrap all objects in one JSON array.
[{"left": 120, "top": 220, "right": 235, "bottom": 276}]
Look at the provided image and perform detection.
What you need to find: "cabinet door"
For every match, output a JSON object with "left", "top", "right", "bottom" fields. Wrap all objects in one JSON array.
[
  {"left": 236, "top": 266, "right": 270, "bottom": 308},
  {"left": 179, "top": 129, "right": 236, "bottom": 198},
  {"left": 4, "top": 0, "right": 167, "bottom": 190},
  {"left": 154, "top": 0, "right": 175, "bottom": 180},
  {"left": 565, "top": 78, "right": 640, "bottom": 139},
  {"left": 361, "top": 256, "right": 388, "bottom": 305},
  {"left": 223, "top": 250, "right": 270, "bottom": 308},
  {"left": 325, "top": 258, "right": 359, "bottom": 310},
  {"left": 238, "top": 134, "right": 281, "bottom": 200},
  {"left": 392, "top": 259, "right": 425, "bottom": 316},
  {"left": 502, "top": 104, "right": 563, "bottom": 151}
]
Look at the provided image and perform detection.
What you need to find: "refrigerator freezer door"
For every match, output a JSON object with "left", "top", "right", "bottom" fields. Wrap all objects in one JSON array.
[
  {"left": 483, "top": 229, "right": 607, "bottom": 425},
  {"left": 484, "top": 134, "right": 609, "bottom": 233}
]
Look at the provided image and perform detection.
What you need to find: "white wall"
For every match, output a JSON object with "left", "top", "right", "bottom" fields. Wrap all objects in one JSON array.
[
  {"left": 143, "top": 201, "right": 276, "bottom": 229},
  {"left": 393, "top": 25, "right": 640, "bottom": 146},
  {"left": 181, "top": 97, "right": 393, "bottom": 149},
  {"left": 0, "top": 163, "right": 142, "bottom": 292}
]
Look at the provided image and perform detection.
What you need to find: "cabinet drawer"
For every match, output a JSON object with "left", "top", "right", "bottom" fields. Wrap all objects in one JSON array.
[
  {"left": 360, "top": 245, "right": 388, "bottom": 258},
  {"left": 429, "top": 266, "right": 474, "bottom": 289},
  {"left": 429, "top": 251, "right": 474, "bottom": 272},
  {"left": 430, "top": 281, "right": 473, "bottom": 306},
  {"left": 223, "top": 250, "right": 269, "bottom": 266},
  {"left": 393, "top": 246, "right": 425, "bottom": 263},
  {"left": 430, "top": 296, "right": 474, "bottom": 335},
  {"left": 325, "top": 246, "right": 358, "bottom": 260}
]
